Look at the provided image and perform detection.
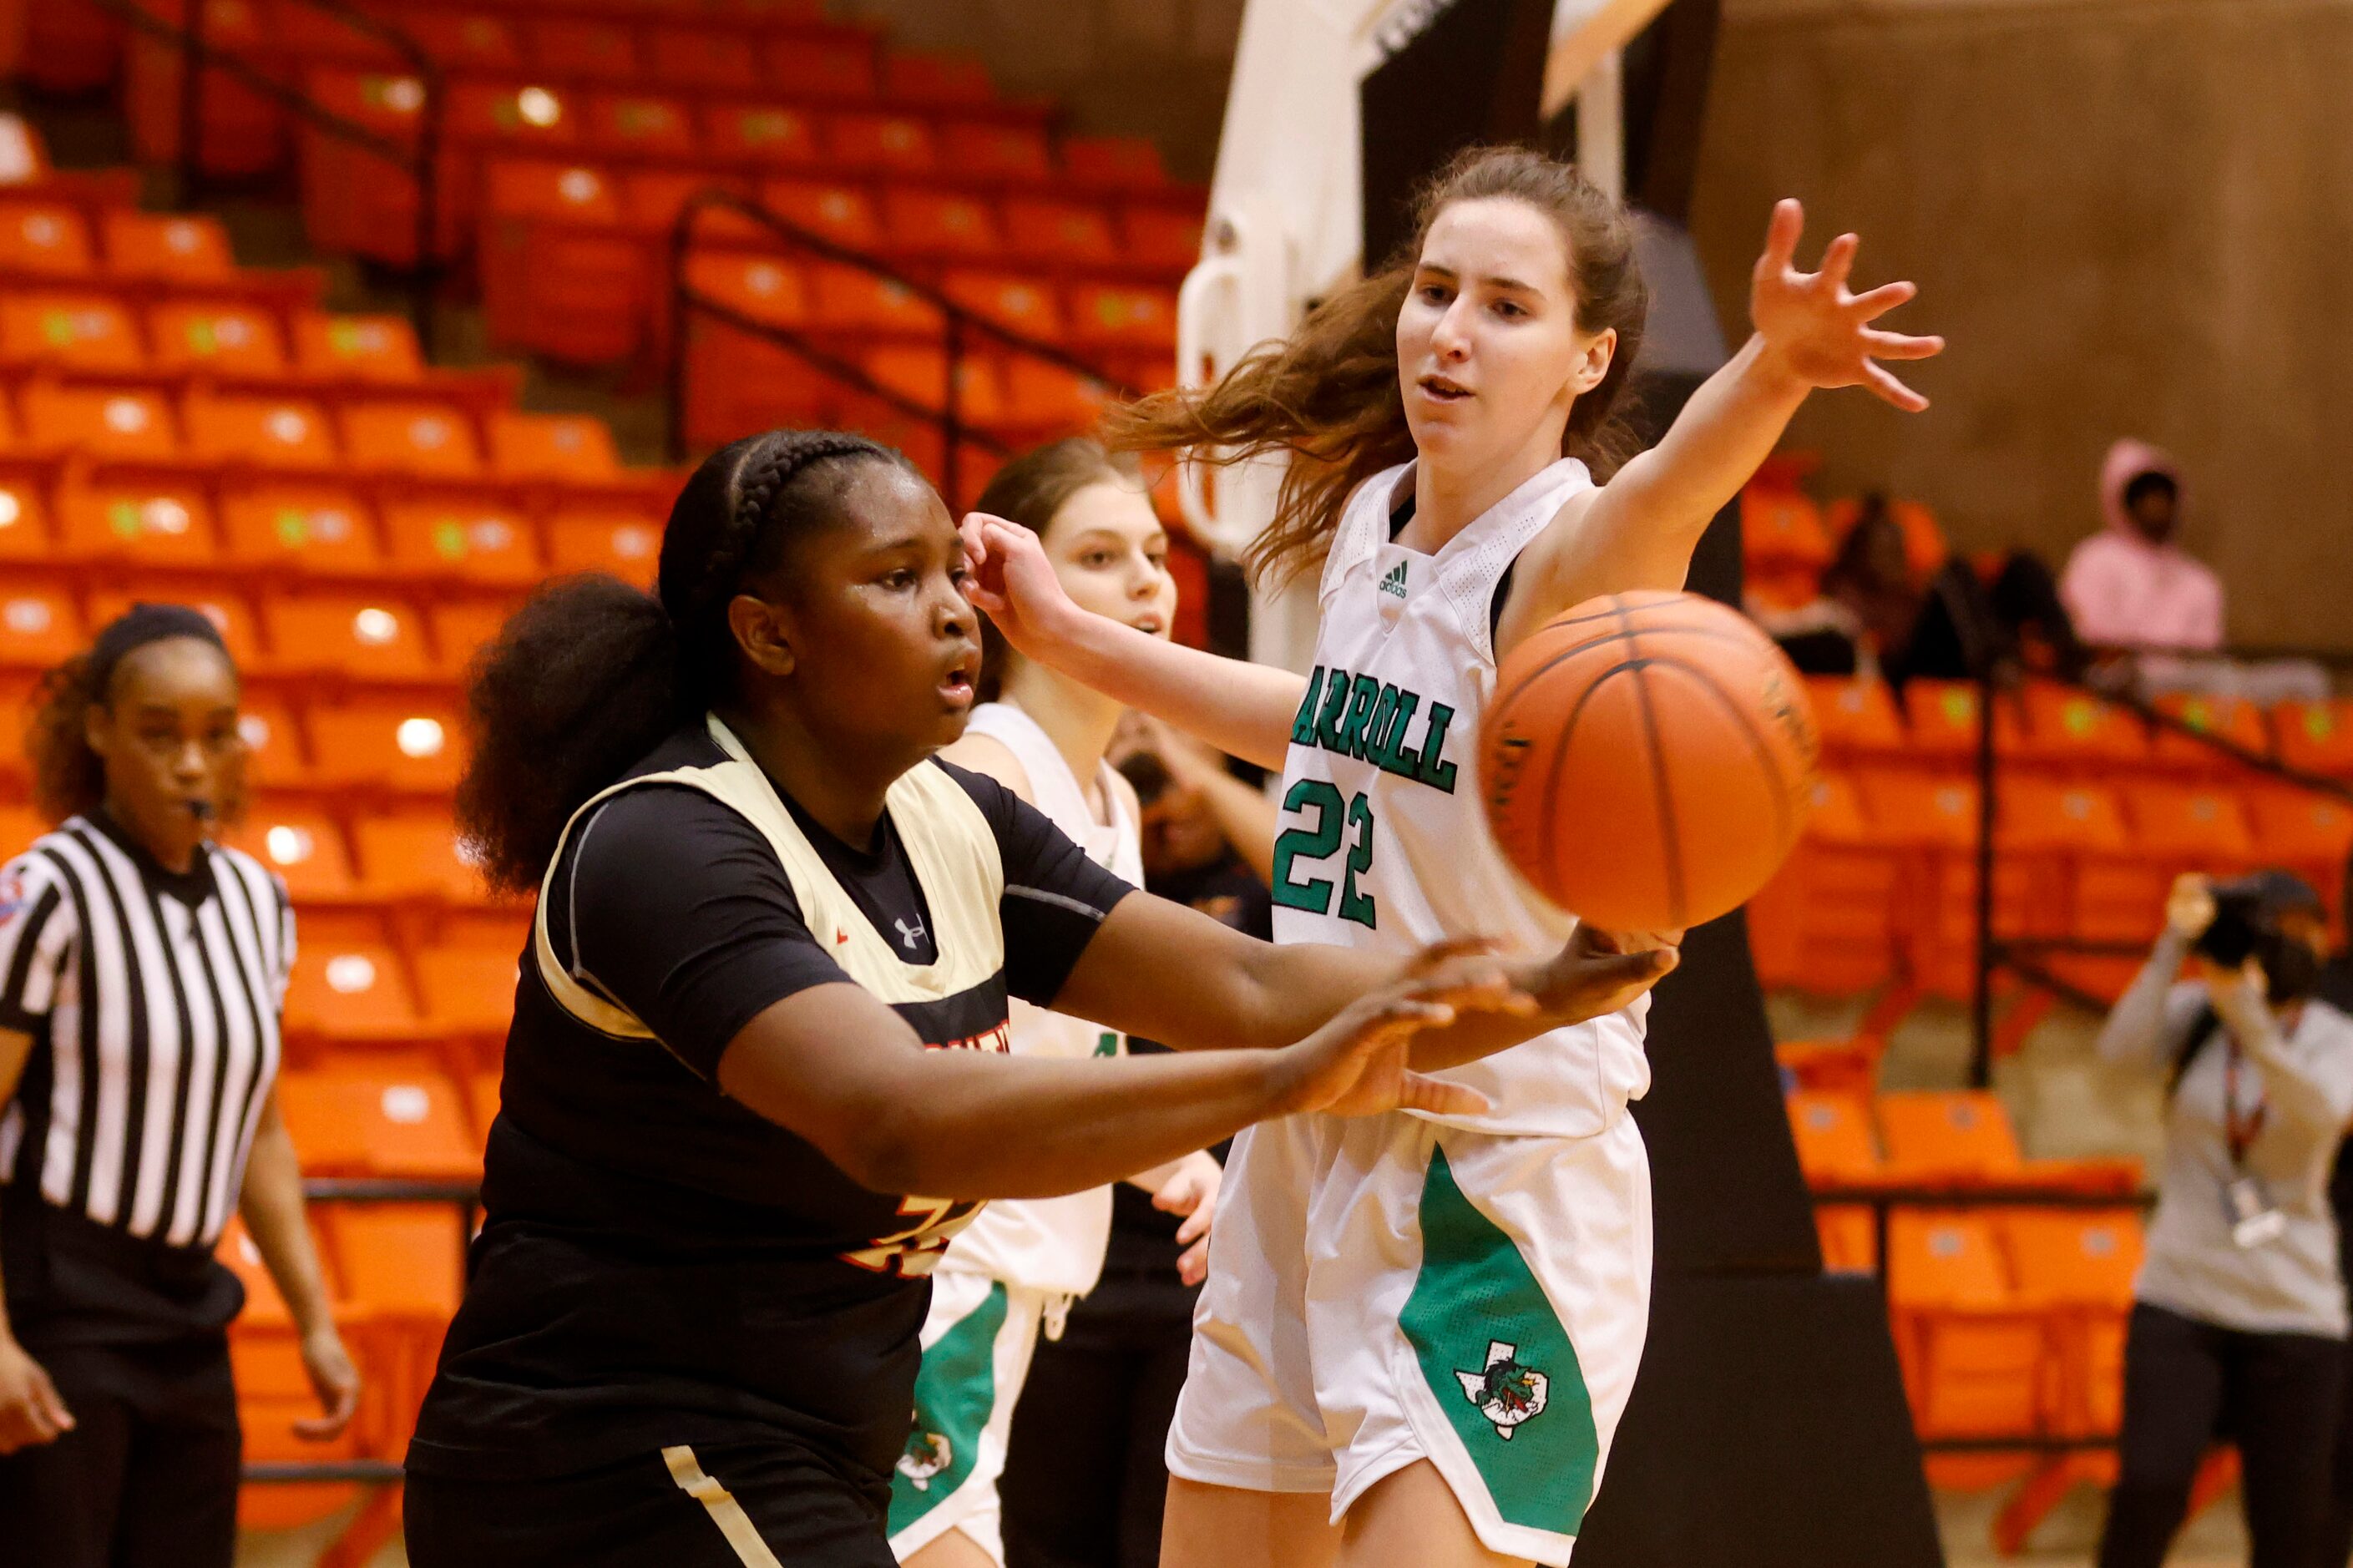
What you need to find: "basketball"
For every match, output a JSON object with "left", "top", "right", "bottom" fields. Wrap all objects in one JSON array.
[{"left": 1479, "top": 590, "right": 1820, "bottom": 932}]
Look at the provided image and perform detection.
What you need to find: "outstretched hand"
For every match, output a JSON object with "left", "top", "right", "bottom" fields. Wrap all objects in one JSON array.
[
  {"left": 1751, "top": 199, "right": 1943, "bottom": 412},
  {"left": 1279, "top": 948, "right": 1536, "bottom": 1120}
]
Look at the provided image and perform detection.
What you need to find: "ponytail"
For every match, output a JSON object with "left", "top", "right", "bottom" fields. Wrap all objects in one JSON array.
[{"left": 457, "top": 428, "right": 908, "bottom": 893}]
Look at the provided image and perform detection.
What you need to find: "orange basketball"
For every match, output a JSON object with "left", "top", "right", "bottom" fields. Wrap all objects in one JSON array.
[{"left": 1479, "top": 590, "right": 1819, "bottom": 931}]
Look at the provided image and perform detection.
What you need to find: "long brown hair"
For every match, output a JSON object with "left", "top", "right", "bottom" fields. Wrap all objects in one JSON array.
[{"left": 1105, "top": 145, "right": 1647, "bottom": 587}]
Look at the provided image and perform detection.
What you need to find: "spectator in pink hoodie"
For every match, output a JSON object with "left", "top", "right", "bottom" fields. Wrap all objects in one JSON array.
[{"left": 2061, "top": 440, "right": 2224, "bottom": 651}]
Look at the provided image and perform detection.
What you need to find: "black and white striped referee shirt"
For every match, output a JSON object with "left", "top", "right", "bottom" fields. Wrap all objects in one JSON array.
[{"left": 0, "top": 812, "right": 292, "bottom": 1253}]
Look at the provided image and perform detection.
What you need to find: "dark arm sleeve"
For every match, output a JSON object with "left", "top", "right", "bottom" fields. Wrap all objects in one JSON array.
[
  {"left": 932, "top": 760, "right": 1136, "bottom": 1007},
  {"left": 558, "top": 787, "right": 853, "bottom": 1079}
]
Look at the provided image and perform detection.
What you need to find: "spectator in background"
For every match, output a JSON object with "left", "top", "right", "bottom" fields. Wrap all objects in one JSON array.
[
  {"left": 2062, "top": 441, "right": 2223, "bottom": 654},
  {"left": 2095, "top": 871, "right": 2353, "bottom": 1568},
  {"left": 2315, "top": 851, "right": 2353, "bottom": 1568},
  {"left": 999, "top": 727, "right": 1275, "bottom": 1568},
  {"left": 1758, "top": 493, "right": 2082, "bottom": 690}
]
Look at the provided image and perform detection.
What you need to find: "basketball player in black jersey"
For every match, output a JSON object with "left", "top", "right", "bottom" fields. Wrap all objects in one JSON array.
[{"left": 398, "top": 431, "right": 1675, "bottom": 1568}]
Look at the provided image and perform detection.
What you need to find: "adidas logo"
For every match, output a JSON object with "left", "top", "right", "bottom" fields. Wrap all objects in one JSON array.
[{"left": 1379, "top": 560, "right": 1409, "bottom": 600}]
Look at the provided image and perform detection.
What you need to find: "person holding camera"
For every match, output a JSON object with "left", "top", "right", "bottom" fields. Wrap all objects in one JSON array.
[{"left": 2095, "top": 870, "right": 2353, "bottom": 1568}]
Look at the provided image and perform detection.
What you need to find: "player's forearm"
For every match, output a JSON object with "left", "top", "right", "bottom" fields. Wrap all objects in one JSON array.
[
  {"left": 238, "top": 1117, "right": 337, "bottom": 1338},
  {"left": 859, "top": 1049, "right": 1286, "bottom": 1201},
  {"left": 1051, "top": 611, "right": 1303, "bottom": 771},
  {"left": 1596, "top": 336, "right": 1811, "bottom": 580}
]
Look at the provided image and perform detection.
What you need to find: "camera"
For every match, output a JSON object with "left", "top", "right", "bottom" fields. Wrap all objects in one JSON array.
[{"left": 2194, "top": 872, "right": 2325, "bottom": 1003}]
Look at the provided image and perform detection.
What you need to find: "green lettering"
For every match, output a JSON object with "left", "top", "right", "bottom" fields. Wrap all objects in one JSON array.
[
  {"left": 1416, "top": 703, "right": 1460, "bottom": 792},
  {"left": 1313, "top": 667, "right": 1353, "bottom": 751},
  {"left": 1359, "top": 685, "right": 1401, "bottom": 764},
  {"left": 1374, "top": 690, "right": 1422, "bottom": 777},
  {"left": 1338, "top": 674, "right": 1381, "bottom": 759},
  {"left": 1291, "top": 666, "right": 1326, "bottom": 746}
]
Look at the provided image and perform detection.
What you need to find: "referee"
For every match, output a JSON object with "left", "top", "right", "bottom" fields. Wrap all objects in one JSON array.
[{"left": 0, "top": 604, "right": 358, "bottom": 1568}]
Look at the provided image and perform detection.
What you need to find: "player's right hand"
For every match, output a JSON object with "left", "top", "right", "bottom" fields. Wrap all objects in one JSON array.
[
  {"left": 1517, "top": 924, "right": 1680, "bottom": 1027},
  {"left": 960, "top": 513, "right": 1083, "bottom": 665},
  {"left": 1277, "top": 957, "right": 1531, "bottom": 1119},
  {"left": 0, "top": 1335, "right": 73, "bottom": 1454}
]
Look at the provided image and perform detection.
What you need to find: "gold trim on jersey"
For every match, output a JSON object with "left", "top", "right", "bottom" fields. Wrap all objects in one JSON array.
[{"left": 533, "top": 713, "right": 1008, "bottom": 1044}]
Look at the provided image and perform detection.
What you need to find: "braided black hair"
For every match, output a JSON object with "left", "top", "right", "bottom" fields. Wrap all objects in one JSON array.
[{"left": 458, "top": 429, "right": 908, "bottom": 893}]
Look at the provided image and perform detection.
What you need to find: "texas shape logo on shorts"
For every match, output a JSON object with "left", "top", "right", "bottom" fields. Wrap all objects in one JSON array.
[
  {"left": 1455, "top": 1339, "right": 1548, "bottom": 1440},
  {"left": 897, "top": 1429, "right": 952, "bottom": 1491}
]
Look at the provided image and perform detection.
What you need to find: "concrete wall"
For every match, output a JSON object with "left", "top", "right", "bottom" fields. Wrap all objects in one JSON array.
[
  {"left": 1689, "top": 0, "right": 2353, "bottom": 651},
  {"left": 835, "top": 0, "right": 1243, "bottom": 181}
]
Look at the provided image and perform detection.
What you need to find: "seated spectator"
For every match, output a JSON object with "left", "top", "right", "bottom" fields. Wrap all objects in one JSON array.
[
  {"left": 2094, "top": 871, "right": 2353, "bottom": 1568},
  {"left": 1758, "top": 493, "right": 2082, "bottom": 690},
  {"left": 2062, "top": 441, "right": 2223, "bottom": 653}
]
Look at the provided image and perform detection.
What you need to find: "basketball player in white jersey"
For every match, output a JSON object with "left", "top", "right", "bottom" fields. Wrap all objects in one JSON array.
[
  {"left": 891, "top": 439, "right": 1224, "bottom": 1568},
  {"left": 964, "top": 147, "right": 1941, "bottom": 1567}
]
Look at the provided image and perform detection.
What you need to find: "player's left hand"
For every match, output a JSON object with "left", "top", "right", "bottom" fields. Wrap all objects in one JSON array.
[
  {"left": 1750, "top": 199, "right": 1944, "bottom": 412},
  {"left": 1151, "top": 1150, "right": 1223, "bottom": 1287},
  {"left": 296, "top": 1324, "right": 361, "bottom": 1441}
]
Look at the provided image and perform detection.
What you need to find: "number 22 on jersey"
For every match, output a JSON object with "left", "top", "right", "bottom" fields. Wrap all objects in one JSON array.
[{"left": 1273, "top": 780, "right": 1378, "bottom": 929}]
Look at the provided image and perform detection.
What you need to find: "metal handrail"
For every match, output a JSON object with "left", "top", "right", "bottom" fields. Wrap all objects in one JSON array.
[
  {"left": 664, "top": 187, "right": 1139, "bottom": 493},
  {"left": 87, "top": 0, "right": 447, "bottom": 354},
  {"left": 1967, "top": 655, "right": 2353, "bottom": 1084}
]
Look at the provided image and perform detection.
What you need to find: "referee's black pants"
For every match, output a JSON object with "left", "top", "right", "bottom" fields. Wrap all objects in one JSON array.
[
  {"left": 1001, "top": 1271, "right": 1197, "bottom": 1568},
  {"left": 2098, "top": 1302, "right": 2345, "bottom": 1568},
  {"left": 0, "top": 1335, "right": 240, "bottom": 1568}
]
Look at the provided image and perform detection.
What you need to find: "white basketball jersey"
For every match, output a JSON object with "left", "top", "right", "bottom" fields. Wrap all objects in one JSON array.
[
  {"left": 934, "top": 701, "right": 1146, "bottom": 1294},
  {"left": 1273, "top": 458, "right": 1651, "bottom": 1140}
]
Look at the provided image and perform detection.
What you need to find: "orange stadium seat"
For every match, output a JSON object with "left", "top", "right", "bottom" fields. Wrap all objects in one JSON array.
[
  {"left": 262, "top": 593, "right": 437, "bottom": 683},
  {"left": 2120, "top": 781, "right": 2255, "bottom": 865},
  {"left": 885, "top": 189, "right": 1004, "bottom": 261},
  {"left": 650, "top": 28, "right": 763, "bottom": 94},
  {"left": 0, "top": 585, "right": 80, "bottom": 672},
  {"left": 1824, "top": 495, "right": 1950, "bottom": 579},
  {"left": 1002, "top": 197, "right": 1118, "bottom": 266},
  {"left": 225, "top": 802, "right": 357, "bottom": 902},
  {"left": 1066, "top": 282, "right": 1176, "bottom": 348},
  {"left": 2275, "top": 699, "right": 2353, "bottom": 779},
  {"left": 946, "top": 271, "right": 1062, "bottom": 339},
  {"left": 0, "top": 481, "right": 53, "bottom": 564},
  {"left": 0, "top": 201, "right": 94, "bottom": 276},
  {"left": 2151, "top": 693, "right": 2271, "bottom": 772},
  {"left": 233, "top": 694, "right": 311, "bottom": 792},
  {"left": 1062, "top": 136, "right": 1168, "bottom": 191},
  {"left": 1902, "top": 680, "right": 2027, "bottom": 765},
  {"left": 862, "top": 348, "right": 1008, "bottom": 428},
  {"left": 1784, "top": 1090, "right": 1882, "bottom": 1272},
  {"left": 2017, "top": 681, "right": 2152, "bottom": 772},
  {"left": 19, "top": 384, "right": 176, "bottom": 459},
  {"left": 532, "top": 18, "right": 642, "bottom": 81},
  {"left": 1886, "top": 1211, "right": 2045, "bottom": 1444},
  {"left": 88, "top": 584, "right": 268, "bottom": 675},
  {"left": 1878, "top": 1091, "right": 2026, "bottom": 1185},
  {"left": 307, "top": 700, "right": 465, "bottom": 793},
  {"left": 827, "top": 112, "right": 937, "bottom": 176},
  {"left": 342, "top": 402, "right": 483, "bottom": 478},
  {"left": 884, "top": 52, "right": 996, "bottom": 108},
  {"left": 221, "top": 485, "right": 382, "bottom": 575},
  {"left": 943, "top": 122, "right": 1051, "bottom": 185},
  {"left": 1000, "top": 359, "right": 1114, "bottom": 430},
  {"left": 56, "top": 484, "right": 217, "bottom": 569},
  {"left": 484, "top": 157, "right": 622, "bottom": 225},
  {"left": 447, "top": 81, "right": 583, "bottom": 154},
  {"left": 583, "top": 93, "right": 697, "bottom": 159},
  {"left": 1121, "top": 205, "right": 1204, "bottom": 271},
  {"left": 487, "top": 411, "right": 620, "bottom": 481},
  {"left": 382, "top": 500, "right": 543, "bottom": 587},
  {"left": 2005, "top": 1209, "right": 2143, "bottom": 1437},
  {"left": 757, "top": 178, "right": 881, "bottom": 248},
  {"left": 2241, "top": 789, "right": 2353, "bottom": 925},
  {"left": 1741, "top": 485, "right": 1834, "bottom": 585},
  {"left": 431, "top": 599, "right": 519, "bottom": 678},
  {"left": 185, "top": 394, "right": 341, "bottom": 469},
  {"left": 277, "top": 1062, "right": 475, "bottom": 1175},
  {"left": 282, "top": 920, "right": 424, "bottom": 1041},
  {"left": 415, "top": 943, "right": 521, "bottom": 1037},
  {"left": 812, "top": 262, "right": 945, "bottom": 336},
  {"left": 548, "top": 510, "right": 662, "bottom": 584},
  {"left": 149, "top": 301, "right": 291, "bottom": 377},
  {"left": 321, "top": 1201, "right": 466, "bottom": 1449},
  {"left": 1745, "top": 771, "right": 1900, "bottom": 994},
  {"left": 103, "top": 210, "right": 236, "bottom": 282},
  {"left": 352, "top": 810, "right": 488, "bottom": 903},
  {"left": 407, "top": 11, "right": 525, "bottom": 73},
  {"left": 219, "top": 1213, "right": 368, "bottom": 1529},
  {"left": 764, "top": 34, "right": 878, "bottom": 101},
  {"left": 291, "top": 313, "right": 425, "bottom": 382},
  {"left": 703, "top": 104, "right": 823, "bottom": 169},
  {"left": 1808, "top": 675, "right": 1908, "bottom": 761}
]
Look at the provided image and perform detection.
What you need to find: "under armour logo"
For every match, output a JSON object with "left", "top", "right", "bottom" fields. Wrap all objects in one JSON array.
[{"left": 894, "top": 916, "right": 927, "bottom": 950}]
